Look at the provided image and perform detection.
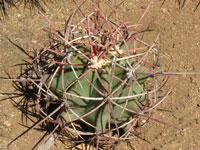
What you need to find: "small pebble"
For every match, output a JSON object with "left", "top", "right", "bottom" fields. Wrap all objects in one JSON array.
[
  {"left": 3, "top": 121, "right": 11, "bottom": 127},
  {"left": 161, "top": 8, "right": 167, "bottom": 13},
  {"left": 142, "top": 120, "right": 146, "bottom": 123},
  {"left": 17, "top": 14, "right": 21, "bottom": 17}
]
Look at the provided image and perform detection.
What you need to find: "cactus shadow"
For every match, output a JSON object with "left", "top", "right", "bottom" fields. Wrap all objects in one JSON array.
[
  {"left": 0, "top": 0, "right": 48, "bottom": 20},
  {"left": 0, "top": 39, "right": 57, "bottom": 149}
]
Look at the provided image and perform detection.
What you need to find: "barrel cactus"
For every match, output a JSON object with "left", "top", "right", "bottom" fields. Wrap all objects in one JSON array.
[
  {"left": 46, "top": 45, "right": 149, "bottom": 133},
  {"left": 12, "top": 0, "right": 170, "bottom": 149}
]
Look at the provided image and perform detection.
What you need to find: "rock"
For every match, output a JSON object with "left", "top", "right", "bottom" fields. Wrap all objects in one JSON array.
[
  {"left": 3, "top": 121, "right": 11, "bottom": 127},
  {"left": 35, "top": 133, "right": 57, "bottom": 150}
]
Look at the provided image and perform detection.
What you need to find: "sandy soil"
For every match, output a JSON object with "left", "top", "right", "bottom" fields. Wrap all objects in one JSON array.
[{"left": 0, "top": 0, "right": 200, "bottom": 150}]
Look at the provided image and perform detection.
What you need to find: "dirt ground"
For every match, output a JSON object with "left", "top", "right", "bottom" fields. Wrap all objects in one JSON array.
[{"left": 0, "top": 0, "right": 200, "bottom": 150}]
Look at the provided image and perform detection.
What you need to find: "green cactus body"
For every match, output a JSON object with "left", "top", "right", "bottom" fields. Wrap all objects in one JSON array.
[{"left": 45, "top": 43, "right": 150, "bottom": 133}]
